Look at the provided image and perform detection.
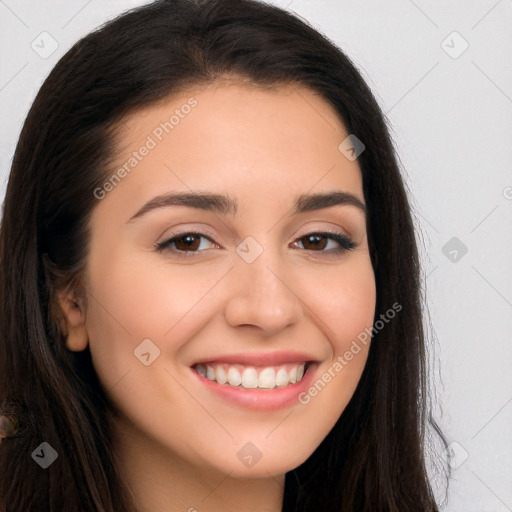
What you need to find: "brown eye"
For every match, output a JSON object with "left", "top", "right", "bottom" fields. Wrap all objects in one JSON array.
[
  {"left": 156, "top": 231, "right": 218, "bottom": 255},
  {"left": 301, "top": 234, "right": 328, "bottom": 250},
  {"left": 294, "top": 232, "right": 355, "bottom": 253},
  {"left": 173, "top": 234, "right": 201, "bottom": 251}
]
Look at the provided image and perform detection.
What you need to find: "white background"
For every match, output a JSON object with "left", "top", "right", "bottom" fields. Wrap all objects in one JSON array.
[{"left": 1, "top": 1, "right": 511, "bottom": 510}]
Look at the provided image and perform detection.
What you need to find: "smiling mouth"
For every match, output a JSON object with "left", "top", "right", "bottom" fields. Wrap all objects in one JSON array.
[{"left": 191, "top": 361, "right": 313, "bottom": 390}]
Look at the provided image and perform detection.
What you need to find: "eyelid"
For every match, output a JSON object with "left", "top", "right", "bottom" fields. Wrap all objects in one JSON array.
[{"left": 156, "top": 225, "right": 220, "bottom": 246}]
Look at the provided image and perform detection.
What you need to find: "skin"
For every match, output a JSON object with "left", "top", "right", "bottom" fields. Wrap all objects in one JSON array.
[{"left": 59, "top": 81, "right": 376, "bottom": 512}]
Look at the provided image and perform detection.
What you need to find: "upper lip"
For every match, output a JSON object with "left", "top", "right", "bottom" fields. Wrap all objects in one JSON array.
[{"left": 191, "top": 350, "right": 319, "bottom": 367}]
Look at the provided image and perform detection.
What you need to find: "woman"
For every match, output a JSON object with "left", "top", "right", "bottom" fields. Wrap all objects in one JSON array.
[{"left": 0, "top": 0, "right": 445, "bottom": 510}]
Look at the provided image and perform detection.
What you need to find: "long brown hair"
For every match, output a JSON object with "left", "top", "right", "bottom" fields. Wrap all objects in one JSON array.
[{"left": 0, "top": 0, "right": 445, "bottom": 510}]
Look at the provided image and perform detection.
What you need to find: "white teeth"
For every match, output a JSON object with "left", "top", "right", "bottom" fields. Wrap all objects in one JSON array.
[
  {"left": 258, "top": 367, "right": 276, "bottom": 389},
  {"left": 241, "top": 367, "right": 258, "bottom": 388},
  {"left": 227, "top": 367, "right": 242, "bottom": 386},
  {"left": 195, "top": 362, "right": 308, "bottom": 389},
  {"left": 215, "top": 365, "right": 227, "bottom": 385},
  {"left": 275, "top": 368, "right": 289, "bottom": 387}
]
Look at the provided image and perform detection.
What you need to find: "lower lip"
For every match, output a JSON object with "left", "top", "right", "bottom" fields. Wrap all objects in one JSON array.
[{"left": 190, "top": 363, "right": 318, "bottom": 411}]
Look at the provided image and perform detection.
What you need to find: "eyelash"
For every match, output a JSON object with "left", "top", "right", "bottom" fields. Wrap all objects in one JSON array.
[{"left": 155, "top": 230, "right": 356, "bottom": 257}]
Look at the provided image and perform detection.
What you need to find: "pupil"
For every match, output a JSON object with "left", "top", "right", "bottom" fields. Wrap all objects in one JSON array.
[
  {"left": 305, "top": 234, "right": 326, "bottom": 250},
  {"left": 177, "top": 235, "right": 199, "bottom": 251}
]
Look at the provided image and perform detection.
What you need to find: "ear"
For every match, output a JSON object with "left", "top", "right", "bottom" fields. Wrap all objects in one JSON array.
[{"left": 56, "top": 290, "right": 89, "bottom": 352}]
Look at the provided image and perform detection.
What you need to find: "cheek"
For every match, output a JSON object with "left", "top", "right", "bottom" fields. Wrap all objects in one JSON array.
[
  {"left": 289, "top": 258, "right": 376, "bottom": 438},
  {"left": 84, "top": 256, "right": 221, "bottom": 386},
  {"left": 305, "top": 256, "right": 376, "bottom": 352}
]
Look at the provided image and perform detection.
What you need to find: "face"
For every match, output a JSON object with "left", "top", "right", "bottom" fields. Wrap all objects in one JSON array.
[{"left": 79, "top": 82, "right": 376, "bottom": 478}]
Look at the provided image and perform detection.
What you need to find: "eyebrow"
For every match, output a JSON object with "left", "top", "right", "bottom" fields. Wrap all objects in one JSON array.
[{"left": 127, "top": 190, "right": 366, "bottom": 223}]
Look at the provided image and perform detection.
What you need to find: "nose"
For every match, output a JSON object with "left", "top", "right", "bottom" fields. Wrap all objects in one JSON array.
[{"left": 224, "top": 249, "right": 304, "bottom": 336}]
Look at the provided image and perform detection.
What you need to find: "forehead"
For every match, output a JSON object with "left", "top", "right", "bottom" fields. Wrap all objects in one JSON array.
[{"left": 99, "top": 81, "right": 363, "bottom": 213}]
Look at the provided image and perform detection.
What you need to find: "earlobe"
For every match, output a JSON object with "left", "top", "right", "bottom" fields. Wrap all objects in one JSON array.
[
  {"left": 65, "top": 322, "right": 89, "bottom": 352},
  {"left": 57, "top": 292, "right": 89, "bottom": 352}
]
